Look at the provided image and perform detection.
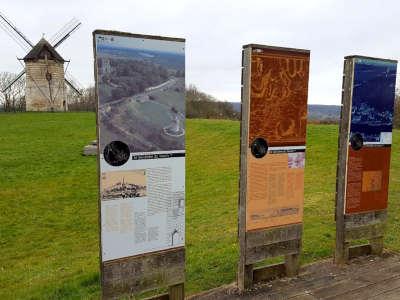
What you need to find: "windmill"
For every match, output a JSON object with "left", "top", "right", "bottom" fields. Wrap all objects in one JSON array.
[{"left": 0, "top": 11, "right": 82, "bottom": 111}]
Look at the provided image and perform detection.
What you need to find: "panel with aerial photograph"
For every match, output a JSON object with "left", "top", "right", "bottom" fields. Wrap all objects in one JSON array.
[
  {"left": 94, "top": 31, "right": 186, "bottom": 299},
  {"left": 95, "top": 33, "right": 185, "bottom": 153}
]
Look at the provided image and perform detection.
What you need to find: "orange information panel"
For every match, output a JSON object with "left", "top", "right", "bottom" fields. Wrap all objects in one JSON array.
[
  {"left": 246, "top": 152, "right": 304, "bottom": 231},
  {"left": 244, "top": 45, "right": 310, "bottom": 231},
  {"left": 346, "top": 146, "right": 391, "bottom": 213}
]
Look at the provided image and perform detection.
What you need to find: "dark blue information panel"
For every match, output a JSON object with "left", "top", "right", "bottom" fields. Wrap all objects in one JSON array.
[{"left": 350, "top": 58, "right": 397, "bottom": 144}]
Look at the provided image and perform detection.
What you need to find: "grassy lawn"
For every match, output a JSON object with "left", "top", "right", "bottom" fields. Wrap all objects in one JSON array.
[{"left": 0, "top": 113, "right": 399, "bottom": 299}]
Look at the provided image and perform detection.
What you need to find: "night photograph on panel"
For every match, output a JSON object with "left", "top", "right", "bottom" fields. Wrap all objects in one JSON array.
[{"left": 350, "top": 58, "right": 397, "bottom": 143}]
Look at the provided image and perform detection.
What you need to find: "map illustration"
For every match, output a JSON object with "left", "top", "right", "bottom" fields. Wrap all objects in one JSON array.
[{"left": 96, "top": 35, "right": 185, "bottom": 153}]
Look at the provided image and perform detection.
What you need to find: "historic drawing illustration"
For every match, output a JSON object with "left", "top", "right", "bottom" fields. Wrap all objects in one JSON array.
[
  {"left": 248, "top": 48, "right": 310, "bottom": 147},
  {"left": 288, "top": 152, "right": 305, "bottom": 168},
  {"left": 350, "top": 58, "right": 397, "bottom": 143},
  {"left": 95, "top": 34, "right": 185, "bottom": 153},
  {"left": 101, "top": 170, "right": 147, "bottom": 200}
]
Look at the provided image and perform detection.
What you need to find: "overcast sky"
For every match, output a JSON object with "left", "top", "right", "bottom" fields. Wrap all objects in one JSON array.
[{"left": 1, "top": 0, "right": 399, "bottom": 104}]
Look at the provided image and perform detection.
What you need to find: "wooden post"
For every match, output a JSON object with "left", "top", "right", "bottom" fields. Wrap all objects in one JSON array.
[
  {"left": 169, "top": 283, "right": 184, "bottom": 300},
  {"left": 335, "top": 57, "right": 354, "bottom": 264},
  {"left": 285, "top": 253, "right": 301, "bottom": 277},
  {"left": 370, "top": 237, "right": 384, "bottom": 255},
  {"left": 237, "top": 46, "right": 252, "bottom": 291}
]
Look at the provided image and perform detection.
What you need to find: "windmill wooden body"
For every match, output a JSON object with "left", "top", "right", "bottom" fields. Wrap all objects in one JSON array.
[
  {"left": 0, "top": 12, "right": 82, "bottom": 111},
  {"left": 24, "top": 38, "right": 67, "bottom": 111}
]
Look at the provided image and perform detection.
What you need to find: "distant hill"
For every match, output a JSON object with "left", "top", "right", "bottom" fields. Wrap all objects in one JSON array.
[
  {"left": 227, "top": 102, "right": 340, "bottom": 121},
  {"left": 307, "top": 104, "right": 341, "bottom": 121},
  {"left": 229, "top": 102, "right": 241, "bottom": 113}
]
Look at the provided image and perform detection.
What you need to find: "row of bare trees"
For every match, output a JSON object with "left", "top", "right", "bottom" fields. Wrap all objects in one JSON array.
[
  {"left": 186, "top": 85, "right": 240, "bottom": 120},
  {"left": 68, "top": 84, "right": 240, "bottom": 118},
  {"left": 0, "top": 72, "right": 25, "bottom": 112},
  {"left": 1, "top": 71, "right": 399, "bottom": 127},
  {"left": 67, "top": 86, "right": 96, "bottom": 112}
]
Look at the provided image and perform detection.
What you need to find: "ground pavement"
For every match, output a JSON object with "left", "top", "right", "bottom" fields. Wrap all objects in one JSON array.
[{"left": 189, "top": 251, "right": 400, "bottom": 300}]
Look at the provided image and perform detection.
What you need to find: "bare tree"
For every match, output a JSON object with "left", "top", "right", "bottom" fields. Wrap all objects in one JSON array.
[
  {"left": 0, "top": 72, "right": 25, "bottom": 112},
  {"left": 67, "top": 86, "right": 96, "bottom": 111},
  {"left": 186, "top": 84, "right": 239, "bottom": 120}
]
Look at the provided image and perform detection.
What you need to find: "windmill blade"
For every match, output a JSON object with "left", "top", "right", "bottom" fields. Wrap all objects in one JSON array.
[
  {"left": 65, "top": 70, "right": 83, "bottom": 90},
  {"left": 53, "top": 22, "right": 81, "bottom": 49},
  {"left": 49, "top": 18, "right": 74, "bottom": 44},
  {"left": 2, "top": 69, "right": 26, "bottom": 93},
  {"left": 49, "top": 18, "right": 77, "bottom": 45},
  {"left": 52, "top": 19, "right": 81, "bottom": 49},
  {"left": 0, "top": 21, "right": 30, "bottom": 52},
  {"left": 65, "top": 78, "right": 82, "bottom": 95},
  {"left": 0, "top": 11, "right": 33, "bottom": 51},
  {"left": 65, "top": 75, "right": 82, "bottom": 96}
]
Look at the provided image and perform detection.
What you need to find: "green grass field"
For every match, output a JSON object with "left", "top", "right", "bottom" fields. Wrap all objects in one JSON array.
[{"left": 0, "top": 113, "right": 399, "bottom": 299}]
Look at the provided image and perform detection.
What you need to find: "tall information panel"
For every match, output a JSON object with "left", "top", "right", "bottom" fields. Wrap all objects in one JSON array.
[
  {"left": 238, "top": 44, "right": 310, "bottom": 290},
  {"left": 335, "top": 56, "right": 397, "bottom": 263},
  {"left": 93, "top": 30, "right": 185, "bottom": 299}
]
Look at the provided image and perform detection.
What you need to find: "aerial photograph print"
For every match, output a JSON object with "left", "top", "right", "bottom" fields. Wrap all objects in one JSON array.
[{"left": 96, "top": 34, "right": 185, "bottom": 153}]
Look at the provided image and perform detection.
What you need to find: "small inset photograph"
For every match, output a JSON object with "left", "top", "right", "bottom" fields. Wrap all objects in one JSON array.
[
  {"left": 101, "top": 170, "right": 147, "bottom": 200},
  {"left": 362, "top": 170, "right": 382, "bottom": 192},
  {"left": 288, "top": 152, "right": 305, "bottom": 169}
]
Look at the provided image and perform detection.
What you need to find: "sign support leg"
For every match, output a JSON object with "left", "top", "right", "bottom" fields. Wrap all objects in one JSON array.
[
  {"left": 169, "top": 283, "right": 184, "bottom": 300},
  {"left": 370, "top": 237, "right": 384, "bottom": 255},
  {"left": 285, "top": 253, "right": 300, "bottom": 277},
  {"left": 238, "top": 261, "right": 253, "bottom": 290}
]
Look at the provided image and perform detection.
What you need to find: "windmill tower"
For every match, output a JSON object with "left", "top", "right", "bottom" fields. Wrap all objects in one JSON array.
[{"left": 0, "top": 12, "right": 82, "bottom": 111}]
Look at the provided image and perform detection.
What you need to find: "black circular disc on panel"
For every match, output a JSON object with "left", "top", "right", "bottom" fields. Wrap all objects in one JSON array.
[
  {"left": 103, "top": 141, "right": 130, "bottom": 166},
  {"left": 350, "top": 133, "right": 363, "bottom": 151},
  {"left": 251, "top": 138, "right": 268, "bottom": 158}
]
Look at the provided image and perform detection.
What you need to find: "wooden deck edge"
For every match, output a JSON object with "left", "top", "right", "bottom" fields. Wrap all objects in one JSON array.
[
  {"left": 186, "top": 283, "right": 237, "bottom": 300},
  {"left": 143, "top": 293, "right": 170, "bottom": 300},
  {"left": 187, "top": 250, "right": 400, "bottom": 299}
]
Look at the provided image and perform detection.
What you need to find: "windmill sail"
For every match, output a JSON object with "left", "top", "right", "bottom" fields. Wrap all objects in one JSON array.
[
  {"left": 51, "top": 18, "right": 82, "bottom": 49},
  {"left": 0, "top": 11, "right": 33, "bottom": 51},
  {"left": 49, "top": 18, "right": 77, "bottom": 45},
  {"left": 65, "top": 72, "right": 82, "bottom": 95}
]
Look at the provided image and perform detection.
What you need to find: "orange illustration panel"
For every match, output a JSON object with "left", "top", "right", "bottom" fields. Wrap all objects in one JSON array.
[
  {"left": 248, "top": 48, "right": 310, "bottom": 147},
  {"left": 345, "top": 146, "right": 391, "bottom": 213},
  {"left": 246, "top": 152, "right": 304, "bottom": 231}
]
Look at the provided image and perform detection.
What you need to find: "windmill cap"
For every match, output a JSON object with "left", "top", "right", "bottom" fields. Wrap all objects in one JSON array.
[{"left": 23, "top": 38, "right": 65, "bottom": 62}]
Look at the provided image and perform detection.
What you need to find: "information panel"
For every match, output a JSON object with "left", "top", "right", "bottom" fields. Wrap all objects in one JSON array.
[
  {"left": 245, "top": 45, "right": 310, "bottom": 231},
  {"left": 345, "top": 57, "right": 397, "bottom": 214},
  {"left": 94, "top": 32, "right": 185, "bottom": 262}
]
